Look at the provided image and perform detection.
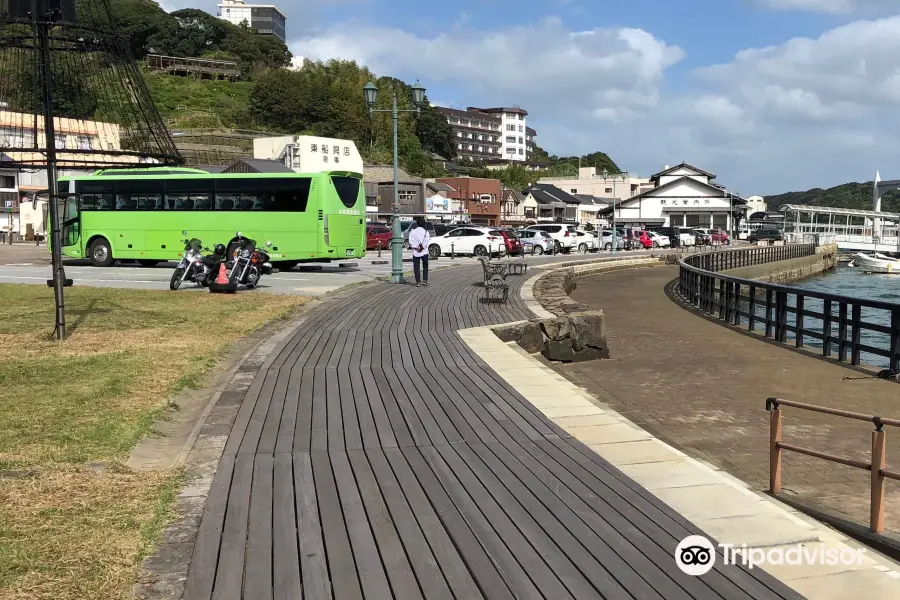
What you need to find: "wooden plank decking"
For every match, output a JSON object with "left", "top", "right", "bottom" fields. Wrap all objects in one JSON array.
[{"left": 183, "top": 262, "right": 806, "bottom": 600}]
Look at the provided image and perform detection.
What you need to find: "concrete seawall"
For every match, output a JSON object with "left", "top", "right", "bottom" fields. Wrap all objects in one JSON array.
[{"left": 724, "top": 243, "right": 838, "bottom": 283}]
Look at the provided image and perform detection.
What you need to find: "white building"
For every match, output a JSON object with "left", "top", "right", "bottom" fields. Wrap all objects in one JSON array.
[
  {"left": 539, "top": 167, "right": 653, "bottom": 202},
  {"left": 598, "top": 162, "right": 747, "bottom": 230},
  {"left": 434, "top": 105, "right": 534, "bottom": 163},
  {"left": 746, "top": 195, "right": 767, "bottom": 216},
  {"left": 217, "top": 0, "right": 287, "bottom": 42},
  {"left": 254, "top": 135, "right": 364, "bottom": 174},
  {"left": 0, "top": 159, "right": 19, "bottom": 236}
]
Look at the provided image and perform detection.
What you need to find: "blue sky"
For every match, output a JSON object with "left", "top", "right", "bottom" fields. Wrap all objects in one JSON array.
[{"left": 171, "top": 0, "right": 900, "bottom": 196}]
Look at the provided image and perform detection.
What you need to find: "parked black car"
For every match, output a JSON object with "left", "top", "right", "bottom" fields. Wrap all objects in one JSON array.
[
  {"left": 692, "top": 229, "right": 712, "bottom": 245},
  {"left": 749, "top": 228, "right": 784, "bottom": 242}
]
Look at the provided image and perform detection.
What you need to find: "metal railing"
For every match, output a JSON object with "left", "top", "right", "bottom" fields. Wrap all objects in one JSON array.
[
  {"left": 678, "top": 244, "right": 900, "bottom": 371},
  {"left": 766, "top": 397, "right": 900, "bottom": 532}
]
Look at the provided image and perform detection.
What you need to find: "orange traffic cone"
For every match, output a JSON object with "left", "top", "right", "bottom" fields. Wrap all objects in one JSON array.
[
  {"left": 209, "top": 263, "right": 237, "bottom": 294},
  {"left": 215, "top": 264, "right": 229, "bottom": 284}
]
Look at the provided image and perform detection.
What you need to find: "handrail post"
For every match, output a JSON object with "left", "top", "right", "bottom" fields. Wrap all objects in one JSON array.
[
  {"left": 795, "top": 295, "right": 805, "bottom": 348},
  {"left": 776, "top": 290, "right": 788, "bottom": 342},
  {"left": 823, "top": 299, "right": 833, "bottom": 358},
  {"left": 748, "top": 285, "right": 757, "bottom": 331},
  {"left": 770, "top": 405, "right": 783, "bottom": 494},
  {"left": 851, "top": 304, "right": 862, "bottom": 366},
  {"left": 838, "top": 303, "right": 848, "bottom": 362},
  {"left": 719, "top": 279, "right": 726, "bottom": 320},
  {"left": 871, "top": 427, "right": 886, "bottom": 533},
  {"left": 732, "top": 282, "right": 741, "bottom": 325},
  {"left": 891, "top": 309, "right": 900, "bottom": 372}
]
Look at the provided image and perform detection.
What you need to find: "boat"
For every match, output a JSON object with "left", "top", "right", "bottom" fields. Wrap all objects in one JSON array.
[{"left": 852, "top": 253, "right": 900, "bottom": 274}]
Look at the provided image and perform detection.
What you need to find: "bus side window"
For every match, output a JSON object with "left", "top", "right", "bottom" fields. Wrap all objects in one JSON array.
[
  {"left": 167, "top": 194, "right": 195, "bottom": 210},
  {"left": 97, "top": 195, "right": 113, "bottom": 210},
  {"left": 116, "top": 195, "right": 138, "bottom": 210},
  {"left": 215, "top": 194, "right": 238, "bottom": 211},
  {"left": 81, "top": 194, "right": 99, "bottom": 210},
  {"left": 193, "top": 194, "right": 212, "bottom": 210},
  {"left": 266, "top": 179, "right": 311, "bottom": 211},
  {"left": 137, "top": 196, "right": 164, "bottom": 211}
]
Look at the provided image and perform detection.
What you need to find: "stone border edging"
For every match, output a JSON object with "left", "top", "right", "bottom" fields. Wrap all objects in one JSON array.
[{"left": 523, "top": 256, "right": 664, "bottom": 316}]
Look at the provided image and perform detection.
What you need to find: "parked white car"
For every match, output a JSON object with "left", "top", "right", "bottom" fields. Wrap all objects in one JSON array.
[
  {"left": 676, "top": 227, "right": 697, "bottom": 246},
  {"left": 522, "top": 223, "right": 577, "bottom": 252},
  {"left": 647, "top": 231, "right": 671, "bottom": 248},
  {"left": 519, "top": 229, "right": 554, "bottom": 255},
  {"left": 572, "top": 230, "right": 596, "bottom": 252},
  {"left": 427, "top": 226, "right": 507, "bottom": 258}
]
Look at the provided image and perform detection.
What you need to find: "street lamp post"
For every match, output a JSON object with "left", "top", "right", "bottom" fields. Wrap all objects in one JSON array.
[
  {"left": 602, "top": 169, "right": 627, "bottom": 254},
  {"left": 364, "top": 80, "right": 426, "bottom": 284}
]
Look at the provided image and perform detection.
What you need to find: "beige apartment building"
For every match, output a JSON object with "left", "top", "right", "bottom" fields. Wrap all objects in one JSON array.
[{"left": 538, "top": 167, "right": 653, "bottom": 202}]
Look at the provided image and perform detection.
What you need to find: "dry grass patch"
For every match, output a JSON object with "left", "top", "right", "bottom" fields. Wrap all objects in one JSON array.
[{"left": 0, "top": 284, "right": 309, "bottom": 599}]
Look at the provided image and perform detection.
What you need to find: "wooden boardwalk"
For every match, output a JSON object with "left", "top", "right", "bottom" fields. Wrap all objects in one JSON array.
[{"left": 183, "top": 262, "right": 806, "bottom": 600}]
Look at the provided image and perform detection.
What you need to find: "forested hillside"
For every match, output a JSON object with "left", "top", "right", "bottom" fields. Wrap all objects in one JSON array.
[
  {"left": 112, "top": 1, "right": 624, "bottom": 182},
  {"left": 767, "top": 182, "right": 900, "bottom": 213}
]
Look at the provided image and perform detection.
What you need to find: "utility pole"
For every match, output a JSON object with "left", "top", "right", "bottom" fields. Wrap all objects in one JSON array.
[{"left": 36, "top": 1, "right": 68, "bottom": 339}]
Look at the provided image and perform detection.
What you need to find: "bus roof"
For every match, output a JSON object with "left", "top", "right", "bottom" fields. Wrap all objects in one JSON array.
[{"left": 61, "top": 169, "right": 363, "bottom": 180}]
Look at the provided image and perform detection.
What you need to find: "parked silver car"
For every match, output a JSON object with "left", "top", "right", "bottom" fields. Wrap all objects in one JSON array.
[{"left": 519, "top": 229, "right": 554, "bottom": 255}]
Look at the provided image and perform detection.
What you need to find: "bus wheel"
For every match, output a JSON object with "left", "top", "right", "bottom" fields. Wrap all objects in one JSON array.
[
  {"left": 89, "top": 238, "right": 114, "bottom": 267},
  {"left": 138, "top": 260, "right": 159, "bottom": 267}
]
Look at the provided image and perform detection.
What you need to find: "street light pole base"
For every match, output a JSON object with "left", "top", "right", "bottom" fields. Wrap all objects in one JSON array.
[{"left": 390, "top": 273, "right": 406, "bottom": 284}]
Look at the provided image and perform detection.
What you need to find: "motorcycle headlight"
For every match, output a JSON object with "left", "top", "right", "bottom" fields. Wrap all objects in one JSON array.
[{"left": 241, "top": 249, "right": 251, "bottom": 258}]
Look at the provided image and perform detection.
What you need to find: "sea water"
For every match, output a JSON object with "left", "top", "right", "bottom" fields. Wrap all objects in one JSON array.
[{"left": 787, "top": 265, "right": 900, "bottom": 369}]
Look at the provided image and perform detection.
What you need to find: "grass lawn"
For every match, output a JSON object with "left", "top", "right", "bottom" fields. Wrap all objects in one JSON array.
[{"left": 0, "top": 284, "right": 308, "bottom": 600}]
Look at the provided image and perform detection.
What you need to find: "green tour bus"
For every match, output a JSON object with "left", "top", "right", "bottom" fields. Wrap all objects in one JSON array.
[{"left": 56, "top": 167, "right": 366, "bottom": 268}]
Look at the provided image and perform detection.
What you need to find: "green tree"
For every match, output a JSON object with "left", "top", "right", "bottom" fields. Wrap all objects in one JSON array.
[{"left": 415, "top": 103, "right": 456, "bottom": 159}]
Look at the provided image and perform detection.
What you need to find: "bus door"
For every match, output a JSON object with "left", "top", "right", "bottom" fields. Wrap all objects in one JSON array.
[{"left": 61, "top": 193, "right": 80, "bottom": 248}]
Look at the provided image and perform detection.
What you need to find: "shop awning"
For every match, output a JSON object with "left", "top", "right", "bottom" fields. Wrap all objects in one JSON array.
[
  {"left": 662, "top": 206, "right": 737, "bottom": 213},
  {"left": 614, "top": 218, "right": 665, "bottom": 225}
]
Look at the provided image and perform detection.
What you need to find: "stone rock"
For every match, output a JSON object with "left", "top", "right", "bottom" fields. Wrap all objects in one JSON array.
[
  {"left": 540, "top": 317, "right": 570, "bottom": 341},
  {"left": 542, "top": 339, "right": 610, "bottom": 363},
  {"left": 578, "top": 311, "right": 608, "bottom": 349},
  {"left": 519, "top": 322, "right": 546, "bottom": 354},
  {"left": 494, "top": 324, "right": 522, "bottom": 343},
  {"left": 492, "top": 321, "right": 546, "bottom": 354}
]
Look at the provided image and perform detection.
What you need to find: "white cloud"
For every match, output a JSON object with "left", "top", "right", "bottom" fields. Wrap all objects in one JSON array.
[
  {"left": 291, "top": 17, "right": 683, "bottom": 119},
  {"left": 289, "top": 15, "right": 900, "bottom": 194},
  {"left": 756, "top": 0, "right": 900, "bottom": 13}
]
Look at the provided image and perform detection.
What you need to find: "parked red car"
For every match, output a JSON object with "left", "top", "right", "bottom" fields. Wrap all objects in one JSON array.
[
  {"left": 710, "top": 228, "right": 731, "bottom": 244},
  {"left": 498, "top": 229, "right": 524, "bottom": 256},
  {"left": 366, "top": 224, "right": 392, "bottom": 250},
  {"left": 638, "top": 230, "right": 654, "bottom": 249}
]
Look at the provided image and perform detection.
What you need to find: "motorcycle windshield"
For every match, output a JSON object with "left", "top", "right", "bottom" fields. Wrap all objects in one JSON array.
[{"left": 189, "top": 238, "right": 202, "bottom": 251}]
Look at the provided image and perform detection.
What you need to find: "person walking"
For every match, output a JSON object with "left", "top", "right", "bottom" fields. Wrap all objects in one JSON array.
[{"left": 408, "top": 218, "right": 431, "bottom": 287}]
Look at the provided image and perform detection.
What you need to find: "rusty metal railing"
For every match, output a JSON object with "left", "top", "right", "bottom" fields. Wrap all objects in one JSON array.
[{"left": 766, "top": 397, "right": 900, "bottom": 532}]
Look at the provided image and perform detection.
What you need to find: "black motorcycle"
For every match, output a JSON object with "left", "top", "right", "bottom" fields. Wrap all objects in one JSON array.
[
  {"left": 170, "top": 234, "right": 229, "bottom": 290},
  {"left": 226, "top": 231, "right": 275, "bottom": 289}
]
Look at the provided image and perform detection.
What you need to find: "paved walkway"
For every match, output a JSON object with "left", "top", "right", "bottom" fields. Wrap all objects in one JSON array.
[
  {"left": 182, "top": 260, "right": 801, "bottom": 599},
  {"left": 558, "top": 266, "right": 900, "bottom": 534}
]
